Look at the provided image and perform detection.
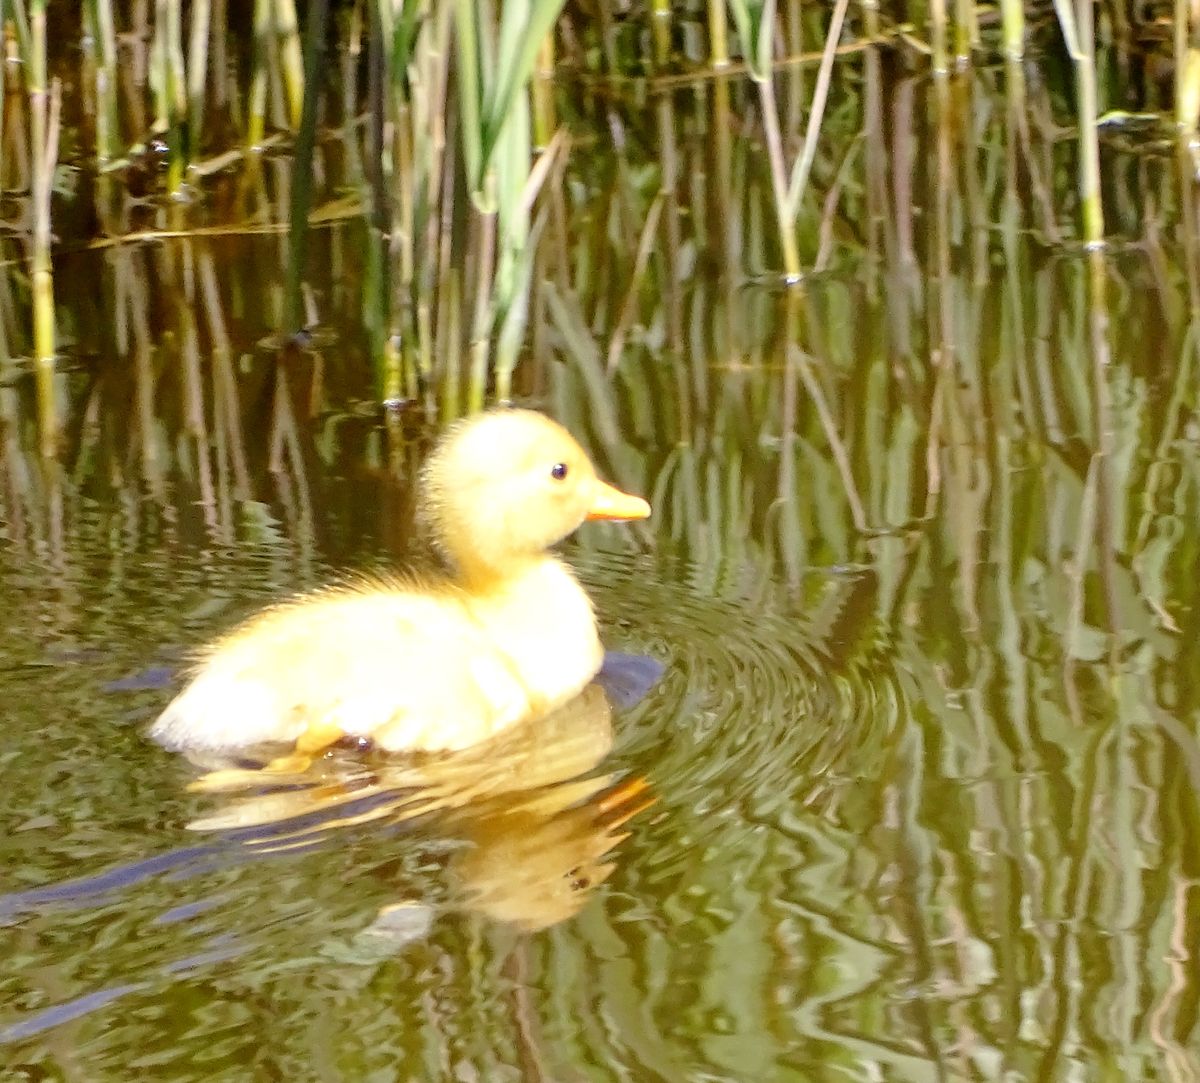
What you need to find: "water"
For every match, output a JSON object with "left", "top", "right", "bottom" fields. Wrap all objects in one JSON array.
[
  {"left": 5, "top": 342, "right": 1196, "bottom": 1079},
  {"left": 3, "top": 27, "right": 1200, "bottom": 1082}
]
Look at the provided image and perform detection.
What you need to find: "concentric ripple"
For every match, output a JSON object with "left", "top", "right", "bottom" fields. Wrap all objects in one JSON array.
[{"left": 578, "top": 548, "right": 908, "bottom": 829}]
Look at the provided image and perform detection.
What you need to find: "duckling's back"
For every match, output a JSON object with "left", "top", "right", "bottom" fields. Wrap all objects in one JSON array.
[
  {"left": 149, "top": 561, "right": 603, "bottom": 755},
  {"left": 150, "top": 586, "right": 534, "bottom": 753}
]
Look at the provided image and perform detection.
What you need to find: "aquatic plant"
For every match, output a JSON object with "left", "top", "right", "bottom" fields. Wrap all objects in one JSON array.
[{"left": 0, "top": 0, "right": 1194, "bottom": 438}]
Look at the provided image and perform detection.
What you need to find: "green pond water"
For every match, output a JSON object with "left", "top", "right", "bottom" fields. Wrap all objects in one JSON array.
[{"left": 2, "top": 26, "right": 1200, "bottom": 1083}]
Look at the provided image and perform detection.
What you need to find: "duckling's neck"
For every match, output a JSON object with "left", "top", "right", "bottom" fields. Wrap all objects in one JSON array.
[
  {"left": 441, "top": 548, "right": 542, "bottom": 594},
  {"left": 420, "top": 502, "right": 540, "bottom": 591}
]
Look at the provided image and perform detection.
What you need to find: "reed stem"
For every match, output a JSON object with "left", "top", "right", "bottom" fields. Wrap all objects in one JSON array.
[
  {"left": 650, "top": 0, "right": 671, "bottom": 66},
  {"left": 1074, "top": 0, "right": 1105, "bottom": 243},
  {"left": 532, "top": 34, "right": 556, "bottom": 149},
  {"left": 467, "top": 211, "right": 497, "bottom": 411},
  {"left": 1177, "top": 0, "right": 1200, "bottom": 131},
  {"left": 708, "top": 0, "right": 729, "bottom": 66},
  {"left": 784, "top": 0, "right": 850, "bottom": 213},
  {"left": 930, "top": 0, "right": 949, "bottom": 73},
  {"left": 84, "top": 0, "right": 121, "bottom": 162},
  {"left": 151, "top": 0, "right": 187, "bottom": 191},
  {"left": 248, "top": 0, "right": 270, "bottom": 148},
  {"left": 282, "top": 0, "right": 329, "bottom": 337},
  {"left": 187, "top": 0, "right": 211, "bottom": 160},
  {"left": 757, "top": 73, "right": 802, "bottom": 280},
  {"left": 273, "top": 0, "right": 306, "bottom": 129},
  {"left": 954, "top": 0, "right": 978, "bottom": 63},
  {"left": 1182, "top": 51, "right": 1200, "bottom": 133},
  {"left": 1000, "top": 0, "right": 1025, "bottom": 60},
  {"left": 29, "top": 1, "right": 58, "bottom": 455},
  {"left": 1051, "top": 0, "right": 1105, "bottom": 242}
]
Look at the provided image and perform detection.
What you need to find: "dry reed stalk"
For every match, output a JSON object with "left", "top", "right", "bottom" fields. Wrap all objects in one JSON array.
[
  {"left": 732, "top": 0, "right": 848, "bottom": 280},
  {"left": 606, "top": 193, "right": 664, "bottom": 375},
  {"left": 783, "top": 0, "right": 850, "bottom": 215},
  {"left": 414, "top": 0, "right": 454, "bottom": 396},
  {"left": 212, "top": 0, "right": 228, "bottom": 108},
  {"left": 655, "top": 92, "right": 684, "bottom": 372},
  {"left": 437, "top": 268, "right": 463, "bottom": 419},
  {"left": 466, "top": 211, "right": 497, "bottom": 411},
  {"left": 532, "top": 34, "right": 556, "bottom": 149},
  {"left": 434, "top": 122, "right": 460, "bottom": 404},
  {"left": 198, "top": 247, "right": 252, "bottom": 500}
]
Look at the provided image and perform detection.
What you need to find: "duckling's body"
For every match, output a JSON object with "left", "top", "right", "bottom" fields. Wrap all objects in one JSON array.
[
  {"left": 149, "top": 410, "right": 648, "bottom": 760},
  {"left": 153, "top": 560, "right": 602, "bottom": 753}
]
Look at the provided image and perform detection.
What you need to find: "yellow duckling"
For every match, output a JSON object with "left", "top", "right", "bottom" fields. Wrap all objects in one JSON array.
[{"left": 149, "top": 409, "right": 650, "bottom": 765}]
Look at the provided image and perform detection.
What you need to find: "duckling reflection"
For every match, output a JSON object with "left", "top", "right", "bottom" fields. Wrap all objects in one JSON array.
[
  {"left": 449, "top": 772, "right": 651, "bottom": 931},
  {"left": 183, "top": 684, "right": 655, "bottom": 934}
]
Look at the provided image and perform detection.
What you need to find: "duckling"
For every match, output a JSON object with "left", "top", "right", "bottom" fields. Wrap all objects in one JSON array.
[{"left": 148, "top": 410, "right": 650, "bottom": 768}]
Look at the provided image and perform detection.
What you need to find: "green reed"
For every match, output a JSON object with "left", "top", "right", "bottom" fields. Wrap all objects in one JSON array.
[
  {"left": 4, "top": 0, "right": 1199, "bottom": 423},
  {"left": 1176, "top": 0, "right": 1200, "bottom": 132},
  {"left": 282, "top": 0, "right": 329, "bottom": 340},
  {"left": 1052, "top": 0, "right": 1105, "bottom": 243},
  {"left": 707, "top": 0, "right": 730, "bottom": 66},
  {"left": 187, "top": 0, "right": 211, "bottom": 161},
  {"left": 83, "top": 0, "right": 120, "bottom": 163},
  {"left": 248, "top": 0, "right": 271, "bottom": 149},
  {"left": 727, "top": 0, "right": 855, "bottom": 280},
  {"left": 151, "top": 0, "right": 187, "bottom": 194},
  {"left": 273, "top": 0, "right": 306, "bottom": 129},
  {"left": 1000, "top": 0, "right": 1026, "bottom": 59},
  {"left": 5, "top": 0, "right": 62, "bottom": 455}
]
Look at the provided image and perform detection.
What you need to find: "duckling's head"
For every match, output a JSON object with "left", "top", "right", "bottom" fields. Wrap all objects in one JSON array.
[{"left": 419, "top": 410, "right": 650, "bottom": 581}]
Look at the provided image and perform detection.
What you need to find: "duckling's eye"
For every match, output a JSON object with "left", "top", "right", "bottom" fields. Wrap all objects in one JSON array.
[{"left": 550, "top": 462, "right": 569, "bottom": 481}]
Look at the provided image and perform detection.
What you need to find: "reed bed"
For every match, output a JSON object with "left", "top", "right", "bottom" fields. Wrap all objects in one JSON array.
[{"left": 0, "top": 0, "right": 1192, "bottom": 445}]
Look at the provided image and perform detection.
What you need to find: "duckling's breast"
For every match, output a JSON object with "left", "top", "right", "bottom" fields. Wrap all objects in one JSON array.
[{"left": 465, "top": 557, "right": 604, "bottom": 715}]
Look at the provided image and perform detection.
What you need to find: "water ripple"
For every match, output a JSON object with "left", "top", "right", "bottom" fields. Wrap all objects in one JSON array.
[{"left": 579, "top": 549, "right": 904, "bottom": 829}]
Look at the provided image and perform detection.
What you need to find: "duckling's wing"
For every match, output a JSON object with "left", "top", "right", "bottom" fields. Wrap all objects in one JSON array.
[{"left": 149, "top": 590, "right": 531, "bottom": 753}]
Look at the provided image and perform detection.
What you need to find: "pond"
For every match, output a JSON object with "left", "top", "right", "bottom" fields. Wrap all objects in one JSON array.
[{"left": 2, "top": 10, "right": 1200, "bottom": 1083}]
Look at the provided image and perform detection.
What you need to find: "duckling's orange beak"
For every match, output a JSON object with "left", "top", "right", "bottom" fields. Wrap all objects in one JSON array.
[{"left": 587, "top": 480, "right": 651, "bottom": 521}]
